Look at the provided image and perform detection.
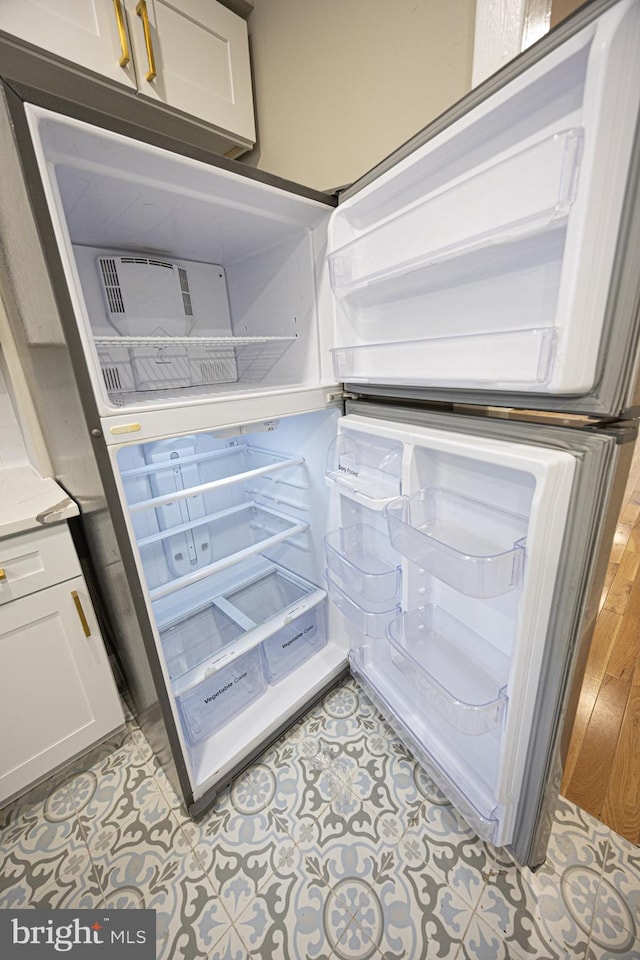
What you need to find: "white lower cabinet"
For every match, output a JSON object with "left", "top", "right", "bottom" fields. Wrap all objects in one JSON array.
[{"left": 0, "top": 529, "right": 124, "bottom": 806}]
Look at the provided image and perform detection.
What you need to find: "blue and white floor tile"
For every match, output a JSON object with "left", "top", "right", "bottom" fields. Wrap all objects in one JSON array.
[{"left": 1, "top": 677, "right": 639, "bottom": 959}]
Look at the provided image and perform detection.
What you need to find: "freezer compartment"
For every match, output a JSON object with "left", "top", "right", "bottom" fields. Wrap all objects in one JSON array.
[
  {"left": 350, "top": 645, "right": 500, "bottom": 843},
  {"left": 325, "top": 569, "right": 399, "bottom": 638},
  {"left": 388, "top": 606, "right": 508, "bottom": 736},
  {"left": 328, "top": 129, "right": 582, "bottom": 297},
  {"left": 176, "top": 647, "right": 266, "bottom": 746},
  {"left": 325, "top": 430, "right": 402, "bottom": 508},
  {"left": 26, "top": 107, "right": 332, "bottom": 415},
  {"left": 386, "top": 488, "right": 526, "bottom": 598},
  {"left": 324, "top": 524, "right": 401, "bottom": 604}
]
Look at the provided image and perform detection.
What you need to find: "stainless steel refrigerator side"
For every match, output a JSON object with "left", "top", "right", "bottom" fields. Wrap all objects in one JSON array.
[
  {"left": 345, "top": 399, "right": 635, "bottom": 867},
  {"left": 0, "top": 81, "right": 191, "bottom": 811},
  {"left": 515, "top": 423, "right": 636, "bottom": 867}
]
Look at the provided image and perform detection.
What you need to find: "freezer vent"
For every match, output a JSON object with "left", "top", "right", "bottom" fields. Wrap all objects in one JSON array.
[
  {"left": 178, "top": 267, "right": 193, "bottom": 316},
  {"left": 99, "top": 259, "right": 125, "bottom": 314},
  {"left": 102, "top": 364, "right": 124, "bottom": 392},
  {"left": 196, "top": 358, "right": 237, "bottom": 384},
  {"left": 120, "top": 257, "right": 173, "bottom": 269}
]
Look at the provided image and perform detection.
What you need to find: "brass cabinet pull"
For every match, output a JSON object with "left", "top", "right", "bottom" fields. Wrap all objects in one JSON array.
[
  {"left": 71, "top": 590, "right": 91, "bottom": 638},
  {"left": 0, "top": 568, "right": 6, "bottom": 581},
  {"left": 136, "top": 0, "right": 157, "bottom": 82},
  {"left": 112, "top": 0, "right": 130, "bottom": 67}
]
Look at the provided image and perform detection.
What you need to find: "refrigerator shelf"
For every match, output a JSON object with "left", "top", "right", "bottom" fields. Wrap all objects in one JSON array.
[
  {"left": 95, "top": 335, "right": 296, "bottom": 404},
  {"left": 385, "top": 488, "right": 527, "bottom": 597},
  {"left": 331, "top": 326, "right": 557, "bottom": 388},
  {"left": 350, "top": 651, "right": 499, "bottom": 843},
  {"left": 387, "top": 606, "right": 509, "bottom": 737},
  {"left": 154, "top": 558, "right": 327, "bottom": 695},
  {"left": 146, "top": 503, "right": 309, "bottom": 601},
  {"left": 325, "top": 431, "right": 402, "bottom": 507},
  {"left": 325, "top": 569, "right": 399, "bottom": 638},
  {"left": 328, "top": 128, "right": 582, "bottom": 299},
  {"left": 126, "top": 446, "right": 304, "bottom": 512},
  {"left": 324, "top": 524, "right": 401, "bottom": 605}
]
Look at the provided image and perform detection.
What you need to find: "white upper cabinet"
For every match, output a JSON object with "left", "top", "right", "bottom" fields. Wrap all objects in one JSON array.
[
  {"left": 125, "top": 0, "right": 255, "bottom": 144},
  {"left": 0, "top": 0, "right": 138, "bottom": 87},
  {"left": 0, "top": 0, "right": 255, "bottom": 147}
]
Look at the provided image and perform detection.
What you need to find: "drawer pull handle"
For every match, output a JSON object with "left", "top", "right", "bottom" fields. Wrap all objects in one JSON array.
[
  {"left": 112, "top": 0, "right": 131, "bottom": 67},
  {"left": 136, "top": 0, "right": 157, "bottom": 82},
  {"left": 0, "top": 568, "right": 6, "bottom": 581},
  {"left": 71, "top": 590, "right": 91, "bottom": 638}
]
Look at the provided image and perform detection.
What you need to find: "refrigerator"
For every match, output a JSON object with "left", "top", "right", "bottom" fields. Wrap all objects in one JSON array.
[{"left": 0, "top": 0, "right": 639, "bottom": 869}]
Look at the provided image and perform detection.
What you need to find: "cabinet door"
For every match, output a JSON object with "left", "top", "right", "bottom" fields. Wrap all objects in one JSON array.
[
  {"left": 0, "top": 0, "right": 137, "bottom": 87},
  {"left": 126, "top": 0, "right": 255, "bottom": 145},
  {"left": 0, "top": 576, "right": 124, "bottom": 805}
]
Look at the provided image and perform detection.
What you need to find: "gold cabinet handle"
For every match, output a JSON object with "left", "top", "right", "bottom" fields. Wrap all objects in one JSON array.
[
  {"left": 0, "top": 568, "right": 6, "bottom": 582},
  {"left": 71, "top": 590, "right": 91, "bottom": 638},
  {"left": 112, "top": 0, "right": 131, "bottom": 67},
  {"left": 136, "top": 0, "right": 157, "bottom": 82}
]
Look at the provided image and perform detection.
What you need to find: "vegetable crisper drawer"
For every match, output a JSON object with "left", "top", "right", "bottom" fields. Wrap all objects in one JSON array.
[
  {"left": 388, "top": 606, "right": 508, "bottom": 736},
  {"left": 160, "top": 604, "right": 244, "bottom": 681},
  {"left": 176, "top": 648, "right": 265, "bottom": 745},
  {"left": 385, "top": 488, "right": 526, "bottom": 597},
  {"left": 324, "top": 524, "right": 401, "bottom": 604},
  {"left": 261, "top": 600, "right": 327, "bottom": 684}
]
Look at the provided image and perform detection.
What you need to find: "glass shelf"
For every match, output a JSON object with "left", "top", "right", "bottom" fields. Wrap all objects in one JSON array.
[
  {"left": 385, "top": 488, "right": 526, "bottom": 597},
  {"left": 387, "top": 606, "right": 509, "bottom": 737}
]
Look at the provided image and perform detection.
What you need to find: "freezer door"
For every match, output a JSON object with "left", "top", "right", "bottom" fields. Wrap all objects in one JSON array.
[
  {"left": 338, "top": 400, "right": 632, "bottom": 867},
  {"left": 328, "top": 0, "right": 640, "bottom": 418}
]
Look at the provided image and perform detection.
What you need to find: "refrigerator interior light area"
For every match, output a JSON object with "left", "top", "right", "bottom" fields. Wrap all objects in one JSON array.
[{"left": 1, "top": 0, "right": 639, "bottom": 866}]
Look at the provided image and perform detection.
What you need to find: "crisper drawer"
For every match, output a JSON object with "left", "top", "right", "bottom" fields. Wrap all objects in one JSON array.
[
  {"left": 261, "top": 599, "right": 327, "bottom": 684},
  {"left": 176, "top": 647, "right": 266, "bottom": 746},
  {"left": 0, "top": 524, "right": 81, "bottom": 604}
]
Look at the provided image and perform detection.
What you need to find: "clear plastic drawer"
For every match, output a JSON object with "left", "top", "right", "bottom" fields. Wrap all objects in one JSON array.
[
  {"left": 324, "top": 524, "right": 401, "bottom": 604},
  {"left": 387, "top": 606, "right": 508, "bottom": 736},
  {"left": 261, "top": 599, "right": 327, "bottom": 684},
  {"left": 385, "top": 487, "right": 526, "bottom": 597},
  {"left": 160, "top": 604, "right": 244, "bottom": 681},
  {"left": 175, "top": 647, "right": 265, "bottom": 745}
]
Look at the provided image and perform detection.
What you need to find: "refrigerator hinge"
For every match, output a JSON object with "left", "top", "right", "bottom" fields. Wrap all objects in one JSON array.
[{"left": 326, "top": 390, "right": 359, "bottom": 403}]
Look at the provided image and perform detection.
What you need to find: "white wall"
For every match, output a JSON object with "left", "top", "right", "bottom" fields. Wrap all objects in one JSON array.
[{"left": 243, "top": 0, "right": 476, "bottom": 191}]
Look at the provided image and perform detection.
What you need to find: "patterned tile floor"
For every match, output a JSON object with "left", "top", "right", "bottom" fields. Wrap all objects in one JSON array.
[{"left": 1, "top": 678, "right": 639, "bottom": 959}]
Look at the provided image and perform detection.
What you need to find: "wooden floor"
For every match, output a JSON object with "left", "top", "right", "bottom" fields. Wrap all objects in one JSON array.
[{"left": 561, "top": 436, "right": 640, "bottom": 844}]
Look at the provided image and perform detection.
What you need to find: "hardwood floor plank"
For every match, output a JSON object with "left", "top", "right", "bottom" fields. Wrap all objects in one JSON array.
[
  {"left": 625, "top": 522, "right": 640, "bottom": 554},
  {"left": 600, "top": 665, "right": 640, "bottom": 843},
  {"left": 605, "top": 612, "right": 640, "bottom": 683},
  {"left": 562, "top": 671, "right": 602, "bottom": 793},
  {"left": 610, "top": 522, "right": 634, "bottom": 562},
  {"left": 562, "top": 673, "right": 630, "bottom": 819},
  {"left": 583, "top": 609, "right": 623, "bottom": 684},
  {"left": 620, "top": 503, "right": 640, "bottom": 525},
  {"left": 603, "top": 552, "right": 640, "bottom": 616},
  {"left": 599, "top": 561, "right": 619, "bottom": 613}
]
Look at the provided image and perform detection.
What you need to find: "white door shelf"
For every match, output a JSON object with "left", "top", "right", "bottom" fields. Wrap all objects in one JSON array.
[
  {"left": 388, "top": 606, "right": 509, "bottom": 736},
  {"left": 325, "top": 431, "right": 403, "bottom": 508},
  {"left": 385, "top": 488, "right": 527, "bottom": 598}
]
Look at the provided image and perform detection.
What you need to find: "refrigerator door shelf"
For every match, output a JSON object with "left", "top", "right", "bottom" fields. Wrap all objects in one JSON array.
[
  {"left": 386, "top": 488, "right": 527, "bottom": 598},
  {"left": 324, "top": 524, "right": 402, "bottom": 605},
  {"left": 387, "top": 606, "right": 509, "bottom": 737},
  {"left": 325, "top": 569, "right": 400, "bottom": 637},
  {"left": 351, "top": 646, "right": 500, "bottom": 843},
  {"left": 328, "top": 128, "right": 582, "bottom": 298},
  {"left": 325, "top": 431, "right": 403, "bottom": 509}
]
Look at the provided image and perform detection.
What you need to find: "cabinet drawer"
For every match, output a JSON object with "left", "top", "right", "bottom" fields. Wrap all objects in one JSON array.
[{"left": 0, "top": 524, "right": 81, "bottom": 604}]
